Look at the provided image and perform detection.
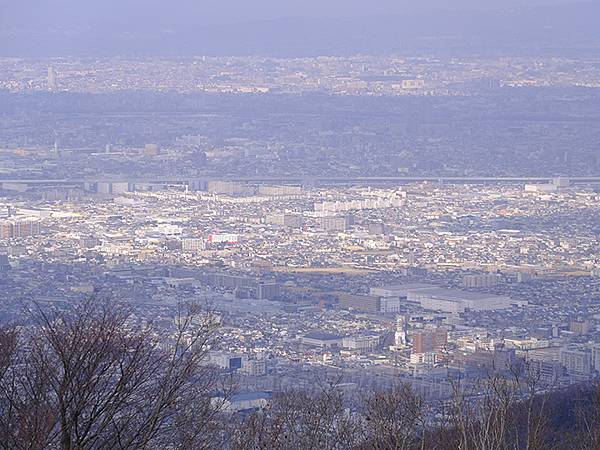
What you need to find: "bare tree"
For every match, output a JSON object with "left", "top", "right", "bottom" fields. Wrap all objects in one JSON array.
[
  {"left": 572, "top": 382, "right": 600, "bottom": 450},
  {"left": 0, "top": 327, "right": 17, "bottom": 377},
  {"left": 232, "top": 377, "right": 362, "bottom": 450},
  {"left": 4, "top": 298, "right": 598, "bottom": 450},
  {"left": 514, "top": 363, "right": 556, "bottom": 450},
  {"left": 0, "top": 298, "right": 226, "bottom": 450},
  {"left": 0, "top": 323, "right": 60, "bottom": 449},
  {"left": 439, "top": 362, "right": 560, "bottom": 450},
  {"left": 361, "top": 382, "right": 428, "bottom": 450}
]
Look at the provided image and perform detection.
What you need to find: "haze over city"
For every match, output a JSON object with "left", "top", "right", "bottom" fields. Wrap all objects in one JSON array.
[{"left": 0, "top": 1, "right": 599, "bottom": 449}]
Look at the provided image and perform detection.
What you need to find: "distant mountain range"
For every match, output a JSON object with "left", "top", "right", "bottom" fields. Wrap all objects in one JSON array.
[{"left": 0, "top": 2, "right": 598, "bottom": 57}]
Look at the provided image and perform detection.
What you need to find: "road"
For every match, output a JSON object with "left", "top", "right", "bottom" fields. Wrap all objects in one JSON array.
[{"left": 1, "top": 176, "right": 599, "bottom": 187}]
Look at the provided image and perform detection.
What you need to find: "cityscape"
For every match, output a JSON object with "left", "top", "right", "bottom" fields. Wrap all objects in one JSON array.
[
  {"left": 1, "top": 174, "right": 599, "bottom": 395},
  {"left": 1, "top": 1, "right": 600, "bottom": 449}
]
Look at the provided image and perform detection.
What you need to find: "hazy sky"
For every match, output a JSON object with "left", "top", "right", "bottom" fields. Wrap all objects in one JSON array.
[
  {"left": 0, "top": 0, "right": 594, "bottom": 57},
  {"left": 0, "top": 0, "right": 581, "bottom": 29}
]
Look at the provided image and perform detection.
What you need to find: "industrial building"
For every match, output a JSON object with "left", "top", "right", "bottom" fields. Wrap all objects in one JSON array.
[
  {"left": 372, "top": 283, "right": 521, "bottom": 314},
  {"left": 406, "top": 287, "right": 520, "bottom": 313},
  {"left": 302, "top": 331, "right": 343, "bottom": 348}
]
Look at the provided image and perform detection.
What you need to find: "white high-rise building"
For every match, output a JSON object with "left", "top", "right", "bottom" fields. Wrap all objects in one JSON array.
[{"left": 48, "top": 67, "right": 57, "bottom": 90}]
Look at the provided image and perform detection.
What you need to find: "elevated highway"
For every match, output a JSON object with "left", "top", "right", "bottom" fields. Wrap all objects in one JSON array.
[{"left": 1, "top": 176, "right": 599, "bottom": 189}]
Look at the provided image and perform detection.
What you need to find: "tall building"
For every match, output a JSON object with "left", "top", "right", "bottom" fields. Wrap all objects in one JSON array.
[
  {"left": 412, "top": 328, "right": 448, "bottom": 354},
  {"left": 241, "top": 359, "right": 267, "bottom": 376},
  {"left": 207, "top": 352, "right": 247, "bottom": 371},
  {"left": 266, "top": 213, "right": 304, "bottom": 228},
  {"left": 337, "top": 293, "right": 381, "bottom": 313},
  {"left": 570, "top": 319, "right": 591, "bottom": 335},
  {"left": 380, "top": 296, "right": 401, "bottom": 313},
  {"left": 0, "top": 218, "right": 41, "bottom": 239},
  {"left": 560, "top": 348, "right": 592, "bottom": 379},
  {"left": 48, "top": 66, "right": 57, "bottom": 90},
  {"left": 317, "top": 215, "right": 352, "bottom": 232},
  {"left": 94, "top": 182, "right": 130, "bottom": 195},
  {"left": 455, "top": 347, "right": 516, "bottom": 376}
]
